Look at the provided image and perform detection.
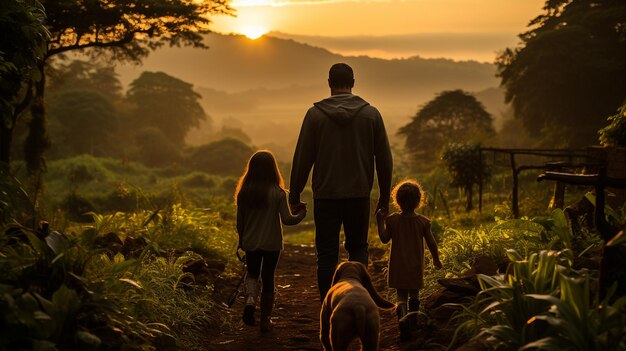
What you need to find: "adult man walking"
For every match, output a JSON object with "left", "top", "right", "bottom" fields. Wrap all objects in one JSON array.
[{"left": 289, "top": 63, "right": 393, "bottom": 301}]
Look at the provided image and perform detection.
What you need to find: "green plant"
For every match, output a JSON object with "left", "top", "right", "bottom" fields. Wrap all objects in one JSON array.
[
  {"left": 523, "top": 278, "right": 626, "bottom": 350},
  {"left": 442, "top": 143, "right": 491, "bottom": 212},
  {"left": 599, "top": 100, "right": 626, "bottom": 147}
]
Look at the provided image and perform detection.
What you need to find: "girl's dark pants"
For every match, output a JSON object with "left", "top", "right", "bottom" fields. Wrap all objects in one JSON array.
[
  {"left": 245, "top": 250, "right": 281, "bottom": 292},
  {"left": 314, "top": 197, "right": 370, "bottom": 301}
]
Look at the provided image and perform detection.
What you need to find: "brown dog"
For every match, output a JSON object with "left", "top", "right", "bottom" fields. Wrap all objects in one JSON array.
[{"left": 320, "top": 261, "right": 395, "bottom": 351}]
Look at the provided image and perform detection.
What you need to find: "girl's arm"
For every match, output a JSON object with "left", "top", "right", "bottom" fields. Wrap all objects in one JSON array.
[
  {"left": 279, "top": 191, "right": 306, "bottom": 225},
  {"left": 376, "top": 209, "right": 391, "bottom": 244},
  {"left": 236, "top": 206, "right": 244, "bottom": 248},
  {"left": 424, "top": 222, "right": 442, "bottom": 269}
]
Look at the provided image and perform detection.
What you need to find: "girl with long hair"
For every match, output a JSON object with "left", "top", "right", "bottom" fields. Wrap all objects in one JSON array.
[{"left": 235, "top": 150, "right": 306, "bottom": 332}]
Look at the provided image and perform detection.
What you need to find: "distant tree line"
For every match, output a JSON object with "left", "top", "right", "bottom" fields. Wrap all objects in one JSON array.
[
  {"left": 1, "top": 0, "right": 232, "bottom": 174},
  {"left": 27, "top": 60, "right": 253, "bottom": 175}
]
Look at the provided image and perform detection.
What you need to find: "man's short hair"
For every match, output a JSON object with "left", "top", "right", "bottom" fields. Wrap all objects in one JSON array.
[{"left": 328, "top": 63, "right": 354, "bottom": 89}]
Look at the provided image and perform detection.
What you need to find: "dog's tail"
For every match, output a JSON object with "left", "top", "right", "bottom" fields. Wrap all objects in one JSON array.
[{"left": 359, "top": 266, "right": 395, "bottom": 309}]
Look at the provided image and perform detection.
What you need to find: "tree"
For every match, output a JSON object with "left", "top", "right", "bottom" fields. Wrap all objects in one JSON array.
[
  {"left": 48, "top": 60, "right": 122, "bottom": 100},
  {"left": 135, "top": 127, "right": 182, "bottom": 167},
  {"left": 0, "top": 0, "right": 49, "bottom": 168},
  {"left": 47, "top": 90, "right": 118, "bottom": 158},
  {"left": 18, "top": 0, "right": 231, "bottom": 173},
  {"left": 497, "top": 0, "right": 626, "bottom": 147},
  {"left": 185, "top": 138, "right": 254, "bottom": 176},
  {"left": 398, "top": 89, "right": 495, "bottom": 167},
  {"left": 442, "top": 143, "right": 491, "bottom": 212},
  {"left": 126, "top": 71, "right": 208, "bottom": 146}
]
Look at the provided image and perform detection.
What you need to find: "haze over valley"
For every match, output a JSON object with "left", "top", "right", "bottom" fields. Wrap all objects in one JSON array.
[{"left": 116, "top": 33, "right": 506, "bottom": 160}]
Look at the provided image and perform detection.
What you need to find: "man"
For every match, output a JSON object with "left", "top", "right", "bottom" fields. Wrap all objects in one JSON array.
[{"left": 289, "top": 63, "right": 393, "bottom": 301}]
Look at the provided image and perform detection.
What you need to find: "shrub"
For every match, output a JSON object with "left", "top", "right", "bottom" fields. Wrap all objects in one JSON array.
[
  {"left": 185, "top": 138, "right": 253, "bottom": 176},
  {"left": 181, "top": 173, "right": 216, "bottom": 189},
  {"left": 61, "top": 193, "right": 97, "bottom": 223},
  {"left": 599, "top": 100, "right": 626, "bottom": 147}
]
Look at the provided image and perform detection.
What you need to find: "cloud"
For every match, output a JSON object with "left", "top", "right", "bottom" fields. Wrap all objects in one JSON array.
[
  {"left": 232, "top": 0, "right": 399, "bottom": 7},
  {"left": 268, "top": 31, "right": 520, "bottom": 62}
]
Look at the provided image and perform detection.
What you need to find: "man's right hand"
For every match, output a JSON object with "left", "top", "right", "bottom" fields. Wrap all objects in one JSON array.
[
  {"left": 290, "top": 201, "right": 307, "bottom": 214},
  {"left": 376, "top": 196, "right": 389, "bottom": 213}
]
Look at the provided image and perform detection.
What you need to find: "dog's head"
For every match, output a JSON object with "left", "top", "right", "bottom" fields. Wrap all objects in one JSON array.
[{"left": 331, "top": 261, "right": 395, "bottom": 309}]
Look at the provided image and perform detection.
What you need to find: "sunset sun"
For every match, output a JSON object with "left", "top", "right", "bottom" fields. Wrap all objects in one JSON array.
[{"left": 240, "top": 26, "right": 268, "bottom": 39}]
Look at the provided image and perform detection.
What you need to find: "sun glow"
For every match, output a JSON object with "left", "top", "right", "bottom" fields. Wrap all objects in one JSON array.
[{"left": 240, "top": 26, "right": 268, "bottom": 39}]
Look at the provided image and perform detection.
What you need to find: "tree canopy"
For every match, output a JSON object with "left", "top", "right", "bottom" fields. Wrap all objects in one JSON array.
[
  {"left": 0, "top": 0, "right": 49, "bottom": 167},
  {"left": 48, "top": 90, "right": 118, "bottom": 158},
  {"left": 126, "top": 71, "right": 208, "bottom": 146},
  {"left": 14, "top": 0, "right": 231, "bottom": 173},
  {"left": 398, "top": 89, "right": 495, "bottom": 167},
  {"left": 42, "top": 0, "right": 231, "bottom": 62},
  {"left": 185, "top": 138, "right": 254, "bottom": 176},
  {"left": 497, "top": 0, "right": 626, "bottom": 147},
  {"left": 48, "top": 60, "right": 122, "bottom": 100}
]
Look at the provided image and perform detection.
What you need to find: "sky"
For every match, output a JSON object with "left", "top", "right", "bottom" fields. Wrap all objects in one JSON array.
[{"left": 210, "top": 0, "right": 545, "bottom": 61}]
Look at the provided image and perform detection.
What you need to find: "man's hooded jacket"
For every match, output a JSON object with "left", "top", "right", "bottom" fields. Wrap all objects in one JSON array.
[{"left": 289, "top": 93, "right": 393, "bottom": 203}]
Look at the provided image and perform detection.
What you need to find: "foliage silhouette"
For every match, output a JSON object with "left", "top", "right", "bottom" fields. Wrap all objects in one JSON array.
[
  {"left": 497, "top": 0, "right": 626, "bottom": 147},
  {"left": 185, "top": 138, "right": 254, "bottom": 176},
  {"left": 0, "top": 0, "right": 49, "bottom": 167},
  {"left": 127, "top": 71, "right": 208, "bottom": 147},
  {"left": 399, "top": 89, "right": 494, "bottom": 168},
  {"left": 18, "top": 0, "right": 232, "bottom": 173},
  {"left": 442, "top": 143, "right": 491, "bottom": 212}
]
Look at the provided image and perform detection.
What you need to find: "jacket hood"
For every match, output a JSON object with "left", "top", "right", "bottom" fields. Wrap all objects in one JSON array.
[{"left": 313, "top": 94, "right": 369, "bottom": 125}]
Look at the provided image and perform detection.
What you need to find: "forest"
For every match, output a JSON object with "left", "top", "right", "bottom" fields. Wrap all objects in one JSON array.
[{"left": 1, "top": 0, "right": 626, "bottom": 350}]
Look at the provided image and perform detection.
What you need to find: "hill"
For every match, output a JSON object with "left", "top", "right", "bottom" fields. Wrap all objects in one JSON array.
[{"left": 115, "top": 33, "right": 505, "bottom": 159}]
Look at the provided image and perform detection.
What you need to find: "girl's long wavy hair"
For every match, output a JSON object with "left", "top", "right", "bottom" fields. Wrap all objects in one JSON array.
[{"left": 235, "top": 150, "right": 285, "bottom": 209}]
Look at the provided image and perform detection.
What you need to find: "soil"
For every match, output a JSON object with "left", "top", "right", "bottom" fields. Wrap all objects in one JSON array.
[{"left": 205, "top": 243, "right": 457, "bottom": 351}]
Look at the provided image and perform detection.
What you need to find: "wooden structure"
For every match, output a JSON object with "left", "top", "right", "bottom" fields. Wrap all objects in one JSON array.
[
  {"left": 538, "top": 169, "right": 626, "bottom": 299},
  {"left": 478, "top": 148, "right": 595, "bottom": 218}
]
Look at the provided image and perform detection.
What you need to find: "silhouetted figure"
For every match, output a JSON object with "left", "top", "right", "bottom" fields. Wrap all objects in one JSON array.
[
  {"left": 376, "top": 180, "right": 442, "bottom": 341},
  {"left": 289, "top": 63, "right": 393, "bottom": 301},
  {"left": 235, "top": 150, "right": 306, "bottom": 332}
]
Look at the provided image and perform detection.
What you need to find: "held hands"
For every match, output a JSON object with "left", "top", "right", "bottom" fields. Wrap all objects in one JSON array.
[
  {"left": 433, "top": 258, "right": 443, "bottom": 270},
  {"left": 375, "top": 208, "right": 388, "bottom": 221},
  {"left": 291, "top": 201, "right": 307, "bottom": 215}
]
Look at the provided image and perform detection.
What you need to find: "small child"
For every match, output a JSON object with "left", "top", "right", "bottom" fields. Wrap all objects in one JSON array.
[
  {"left": 376, "top": 180, "right": 442, "bottom": 324},
  {"left": 235, "top": 150, "right": 306, "bottom": 332}
]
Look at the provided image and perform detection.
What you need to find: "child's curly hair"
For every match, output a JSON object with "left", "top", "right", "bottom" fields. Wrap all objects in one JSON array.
[{"left": 391, "top": 179, "right": 425, "bottom": 212}]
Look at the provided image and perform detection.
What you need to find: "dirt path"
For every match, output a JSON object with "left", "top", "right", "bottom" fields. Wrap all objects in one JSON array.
[{"left": 206, "top": 243, "right": 404, "bottom": 351}]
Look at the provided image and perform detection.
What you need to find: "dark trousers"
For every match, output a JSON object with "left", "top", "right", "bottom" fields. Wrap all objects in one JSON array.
[
  {"left": 246, "top": 250, "right": 281, "bottom": 293},
  {"left": 314, "top": 198, "right": 370, "bottom": 301}
]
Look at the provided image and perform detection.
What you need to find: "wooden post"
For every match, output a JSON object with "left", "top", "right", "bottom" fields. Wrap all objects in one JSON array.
[
  {"left": 547, "top": 162, "right": 567, "bottom": 210},
  {"left": 510, "top": 153, "right": 519, "bottom": 218}
]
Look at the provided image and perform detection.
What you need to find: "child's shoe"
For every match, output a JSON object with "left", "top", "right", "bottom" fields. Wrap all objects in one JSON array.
[
  {"left": 242, "top": 277, "right": 259, "bottom": 326},
  {"left": 408, "top": 297, "right": 420, "bottom": 313},
  {"left": 260, "top": 292, "right": 274, "bottom": 333}
]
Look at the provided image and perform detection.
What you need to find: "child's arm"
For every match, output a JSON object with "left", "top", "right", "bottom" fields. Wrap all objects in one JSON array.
[
  {"left": 424, "top": 223, "right": 442, "bottom": 269},
  {"left": 280, "top": 191, "right": 306, "bottom": 225},
  {"left": 376, "top": 209, "right": 391, "bottom": 244}
]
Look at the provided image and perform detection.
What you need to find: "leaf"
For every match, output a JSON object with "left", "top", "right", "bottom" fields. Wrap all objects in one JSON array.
[
  {"left": 75, "top": 330, "right": 101, "bottom": 347},
  {"left": 119, "top": 278, "right": 143, "bottom": 290},
  {"left": 45, "top": 231, "right": 66, "bottom": 255},
  {"left": 26, "top": 232, "right": 50, "bottom": 255},
  {"left": 607, "top": 230, "right": 626, "bottom": 247}
]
